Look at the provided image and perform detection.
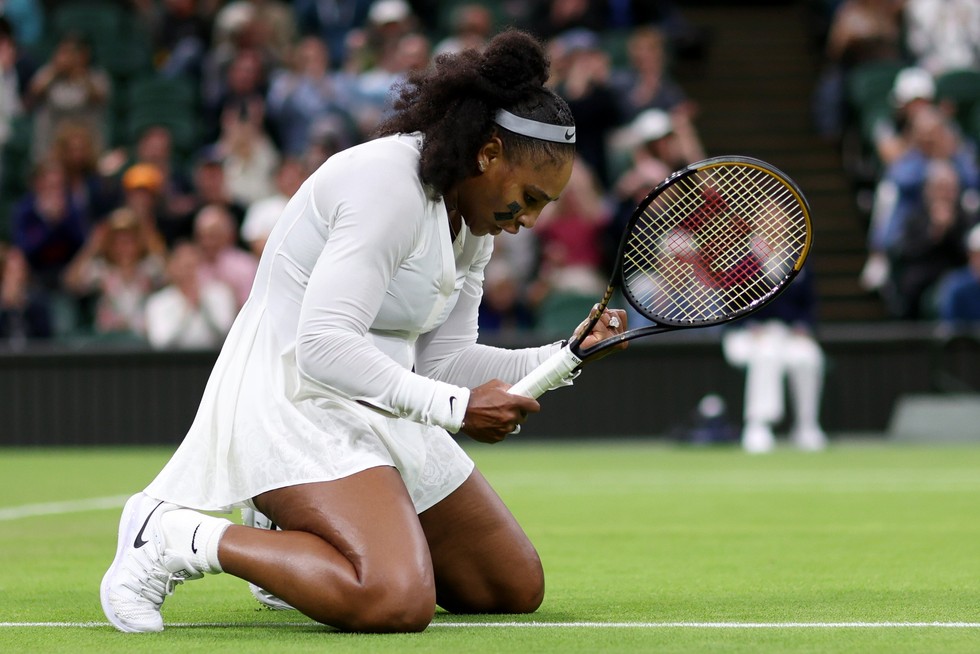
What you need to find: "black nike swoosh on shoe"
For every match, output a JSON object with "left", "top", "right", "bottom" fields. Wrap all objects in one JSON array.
[
  {"left": 191, "top": 523, "right": 201, "bottom": 554},
  {"left": 133, "top": 501, "right": 165, "bottom": 549}
]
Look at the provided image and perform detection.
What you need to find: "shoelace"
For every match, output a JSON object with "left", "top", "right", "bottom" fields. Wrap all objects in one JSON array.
[{"left": 139, "top": 565, "right": 194, "bottom": 606}]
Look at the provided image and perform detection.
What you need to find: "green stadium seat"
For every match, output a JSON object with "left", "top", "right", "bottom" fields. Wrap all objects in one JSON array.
[
  {"left": 934, "top": 69, "right": 980, "bottom": 134},
  {"left": 52, "top": 2, "right": 126, "bottom": 41},
  {"left": 535, "top": 291, "right": 597, "bottom": 338}
]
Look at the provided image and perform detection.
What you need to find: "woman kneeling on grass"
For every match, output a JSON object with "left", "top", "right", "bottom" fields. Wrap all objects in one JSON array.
[{"left": 100, "top": 29, "right": 627, "bottom": 634}]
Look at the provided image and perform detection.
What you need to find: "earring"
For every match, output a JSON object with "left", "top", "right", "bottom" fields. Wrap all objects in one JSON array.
[{"left": 478, "top": 160, "right": 487, "bottom": 172}]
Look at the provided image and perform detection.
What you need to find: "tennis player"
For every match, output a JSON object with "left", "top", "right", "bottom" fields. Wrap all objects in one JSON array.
[{"left": 100, "top": 29, "right": 627, "bottom": 634}]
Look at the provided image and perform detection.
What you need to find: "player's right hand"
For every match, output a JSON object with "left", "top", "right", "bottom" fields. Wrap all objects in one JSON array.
[{"left": 460, "top": 380, "right": 540, "bottom": 444}]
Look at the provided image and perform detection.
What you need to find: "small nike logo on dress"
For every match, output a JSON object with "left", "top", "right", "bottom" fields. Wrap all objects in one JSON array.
[
  {"left": 133, "top": 501, "right": 164, "bottom": 548},
  {"left": 191, "top": 523, "right": 201, "bottom": 554},
  {"left": 564, "top": 129, "right": 575, "bottom": 140}
]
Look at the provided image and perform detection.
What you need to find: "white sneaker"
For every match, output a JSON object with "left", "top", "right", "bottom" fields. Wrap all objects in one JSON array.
[
  {"left": 792, "top": 426, "right": 828, "bottom": 452},
  {"left": 742, "top": 423, "right": 775, "bottom": 454},
  {"left": 241, "top": 508, "right": 295, "bottom": 611},
  {"left": 100, "top": 493, "right": 205, "bottom": 633}
]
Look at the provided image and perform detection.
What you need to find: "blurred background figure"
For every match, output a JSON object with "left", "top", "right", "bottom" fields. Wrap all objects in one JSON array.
[
  {"left": 192, "top": 203, "right": 258, "bottom": 310},
  {"left": 145, "top": 241, "right": 237, "bottom": 349},
  {"left": 722, "top": 268, "right": 827, "bottom": 454},
  {"left": 433, "top": 3, "right": 494, "bottom": 56},
  {"left": 24, "top": 32, "right": 110, "bottom": 162},
  {"left": 886, "top": 158, "right": 974, "bottom": 320},
  {"left": 11, "top": 160, "right": 87, "bottom": 294},
  {"left": 0, "top": 242, "right": 51, "bottom": 346},
  {"left": 62, "top": 207, "right": 167, "bottom": 341},
  {"left": 239, "top": 157, "right": 305, "bottom": 257},
  {"left": 937, "top": 223, "right": 980, "bottom": 327}
]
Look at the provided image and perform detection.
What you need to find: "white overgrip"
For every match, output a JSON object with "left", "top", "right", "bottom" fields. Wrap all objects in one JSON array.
[{"left": 508, "top": 346, "right": 583, "bottom": 399}]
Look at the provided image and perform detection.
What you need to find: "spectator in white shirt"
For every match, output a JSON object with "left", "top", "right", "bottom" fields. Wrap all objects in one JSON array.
[{"left": 144, "top": 241, "right": 237, "bottom": 349}]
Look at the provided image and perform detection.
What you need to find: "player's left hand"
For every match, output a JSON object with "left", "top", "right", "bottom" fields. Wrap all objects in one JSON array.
[{"left": 573, "top": 306, "right": 628, "bottom": 361}]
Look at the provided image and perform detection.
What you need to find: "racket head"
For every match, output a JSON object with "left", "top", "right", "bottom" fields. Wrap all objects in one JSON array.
[{"left": 613, "top": 155, "right": 812, "bottom": 333}]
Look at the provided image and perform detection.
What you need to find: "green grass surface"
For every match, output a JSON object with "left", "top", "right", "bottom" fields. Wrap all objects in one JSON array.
[{"left": 2, "top": 441, "right": 979, "bottom": 652}]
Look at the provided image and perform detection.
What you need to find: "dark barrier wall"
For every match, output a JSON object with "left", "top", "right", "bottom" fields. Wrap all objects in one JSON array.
[{"left": 1, "top": 325, "right": 978, "bottom": 446}]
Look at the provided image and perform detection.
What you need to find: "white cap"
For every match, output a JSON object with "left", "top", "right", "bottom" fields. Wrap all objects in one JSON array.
[
  {"left": 892, "top": 67, "right": 935, "bottom": 106},
  {"left": 967, "top": 223, "right": 980, "bottom": 252},
  {"left": 630, "top": 108, "right": 673, "bottom": 144},
  {"left": 368, "top": 0, "right": 411, "bottom": 24}
]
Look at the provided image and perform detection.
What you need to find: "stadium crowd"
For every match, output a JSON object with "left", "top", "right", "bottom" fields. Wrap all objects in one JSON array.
[
  {"left": 812, "top": 0, "right": 980, "bottom": 324},
  {"left": 0, "top": 0, "right": 710, "bottom": 349},
  {"left": 3, "top": 0, "right": 979, "bottom": 351}
]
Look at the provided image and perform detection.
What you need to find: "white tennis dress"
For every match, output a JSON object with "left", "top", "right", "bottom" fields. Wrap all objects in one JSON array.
[{"left": 144, "top": 134, "right": 565, "bottom": 513}]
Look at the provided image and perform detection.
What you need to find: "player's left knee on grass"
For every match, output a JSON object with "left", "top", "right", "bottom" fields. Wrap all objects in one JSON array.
[{"left": 439, "top": 551, "right": 545, "bottom": 615}]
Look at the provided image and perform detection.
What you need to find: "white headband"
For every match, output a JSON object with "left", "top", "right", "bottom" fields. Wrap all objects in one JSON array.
[{"left": 494, "top": 109, "right": 576, "bottom": 144}]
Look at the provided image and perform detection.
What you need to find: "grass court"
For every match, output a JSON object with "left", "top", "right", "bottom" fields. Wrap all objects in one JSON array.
[{"left": 2, "top": 440, "right": 979, "bottom": 652}]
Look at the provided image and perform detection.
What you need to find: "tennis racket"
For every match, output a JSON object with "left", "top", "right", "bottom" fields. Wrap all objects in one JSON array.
[{"left": 509, "top": 155, "right": 813, "bottom": 399}]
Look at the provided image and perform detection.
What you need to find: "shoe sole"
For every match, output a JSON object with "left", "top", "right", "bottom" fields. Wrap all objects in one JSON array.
[{"left": 100, "top": 493, "right": 164, "bottom": 633}]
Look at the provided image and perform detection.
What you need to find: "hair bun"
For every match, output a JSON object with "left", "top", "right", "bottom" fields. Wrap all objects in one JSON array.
[{"left": 479, "top": 29, "right": 550, "bottom": 94}]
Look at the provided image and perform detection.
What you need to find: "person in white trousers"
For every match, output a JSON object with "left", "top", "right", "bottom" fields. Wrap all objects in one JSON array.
[{"left": 722, "top": 267, "right": 827, "bottom": 453}]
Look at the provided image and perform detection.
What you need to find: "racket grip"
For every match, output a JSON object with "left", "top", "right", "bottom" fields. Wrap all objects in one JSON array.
[{"left": 508, "top": 347, "right": 583, "bottom": 399}]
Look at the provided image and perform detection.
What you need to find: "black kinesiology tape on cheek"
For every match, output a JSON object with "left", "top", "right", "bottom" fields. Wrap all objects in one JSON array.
[{"left": 494, "top": 201, "right": 522, "bottom": 222}]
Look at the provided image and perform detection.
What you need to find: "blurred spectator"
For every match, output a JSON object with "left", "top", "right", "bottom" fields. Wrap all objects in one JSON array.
[
  {"left": 0, "top": 243, "right": 51, "bottom": 345},
  {"left": 433, "top": 3, "right": 494, "bottom": 56},
  {"left": 11, "top": 160, "right": 87, "bottom": 291},
  {"left": 550, "top": 28, "right": 626, "bottom": 189},
  {"left": 301, "top": 113, "right": 357, "bottom": 171},
  {"left": 50, "top": 121, "right": 116, "bottom": 225},
  {"left": 812, "top": 0, "right": 905, "bottom": 140},
  {"left": 861, "top": 105, "right": 980, "bottom": 292},
  {"left": 525, "top": 0, "right": 607, "bottom": 41},
  {"left": 215, "top": 0, "right": 297, "bottom": 66},
  {"left": 240, "top": 157, "right": 305, "bottom": 257},
  {"left": 193, "top": 203, "right": 258, "bottom": 309},
  {"left": 292, "top": 0, "right": 372, "bottom": 68},
  {"left": 181, "top": 147, "right": 248, "bottom": 230},
  {"left": 205, "top": 46, "right": 271, "bottom": 143},
  {"left": 352, "top": 29, "right": 430, "bottom": 137},
  {"left": 266, "top": 35, "right": 357, "bottom": 156},
  {"left": 120, "top": 162, "right": 171, "bottom": 243},
  {"left": 145, "top": 241, "right": 237, "bottom": 349},
  {"left": 478, "top": 259, "right": 537, "bottom": 335},
  {"left": 885, "top": 159, "right": 974, "bottom": 319},
  {"left": 62, "top": 207, "right": 167, "bottom": 339},
  {"left": 0, "top": 0, "right": 43, "bottom": 51},
  {"left": 24, "top": 32, "right": 110, "bottom": 163},
  {"left": 937, "top": 223, "right": 980, "bottom": 325},
  {"left": 364, "top": 0, "right": 419, "bottom": 59},
  {"left": 534, "top": 157, "right": 611, "bottom": 300},
  {"left": 609, "top": 25, "right": 690, "bottom": 120},
  {"left": 904, "top": 0, "right": 980, "bottom": 76},
  {"left": 144, "top": 0, "right": 214, "bottom": 81},
  {"left": 211, "top": 92, "right": 281, "bottom": 207},
  {"left": 0, "top": 17, "right": 23, "bottom": 188},
  {"left": 871, "top": 67, "right": 944, "bottom": 167},
  {"left": 722, "top": 268, "right": 827, "bottom": 454}
]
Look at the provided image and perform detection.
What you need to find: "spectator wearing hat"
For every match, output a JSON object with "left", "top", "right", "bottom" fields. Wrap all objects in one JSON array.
[
  {"left": 871, "top": 66, "right": 946, "bottom": 167},
  {"left": 937, "top": 223, "right": 980, "bottom": 326},
  {"left": 63, "top": 207, "right": 167, "bottom": 339},
  {"left": 120, "top": 162, "right": 174, "bottom": 246}
]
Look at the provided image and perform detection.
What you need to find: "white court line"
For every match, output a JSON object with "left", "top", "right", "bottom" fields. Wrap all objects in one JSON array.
[
  {"left": 0, "top": 495, "right": 129, "bottom": 521},
  {"left": 2, "top": 621, "right": 979, "bottom": 629}
]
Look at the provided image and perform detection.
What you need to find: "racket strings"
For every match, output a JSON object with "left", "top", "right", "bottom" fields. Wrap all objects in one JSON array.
[{"left": 622, "top": 164, "right": 808, "bottom": 324}]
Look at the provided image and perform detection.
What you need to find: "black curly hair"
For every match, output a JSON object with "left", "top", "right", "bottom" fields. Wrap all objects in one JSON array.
[{"left": 375, "top": 29, "right": 575, "bottom": 198}]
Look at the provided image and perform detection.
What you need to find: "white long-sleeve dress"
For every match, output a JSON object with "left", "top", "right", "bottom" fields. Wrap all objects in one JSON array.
[{"left": 144, "top": 134, "right": 564, "bottom": 513}]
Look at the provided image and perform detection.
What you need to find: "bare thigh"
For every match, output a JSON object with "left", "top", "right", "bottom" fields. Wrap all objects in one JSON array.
[
  {"left": 418, "top": 468, "right": 544, "bottom": 614},
  {"left": 219, "top": 466, "right": 435, "bottom": 632}
]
